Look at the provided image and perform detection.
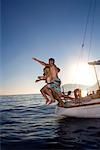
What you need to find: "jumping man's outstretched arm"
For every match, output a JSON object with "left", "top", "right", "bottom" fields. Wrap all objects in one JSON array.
[
  {"left": 32, "top": 57, "right": 48, "bottom": 66},
  {"left": 35, "top": 75, "right": 46, "bottom": 83}
]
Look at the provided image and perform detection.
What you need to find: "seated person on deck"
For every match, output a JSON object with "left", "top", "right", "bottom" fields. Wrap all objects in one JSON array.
[{"left": 89, "top": 89, "right": 100, "bottom": 99}]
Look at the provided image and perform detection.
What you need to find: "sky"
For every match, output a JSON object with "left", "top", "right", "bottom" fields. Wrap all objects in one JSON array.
[{"left": 1, "top": 0, "right": 100, "bottom": 95}]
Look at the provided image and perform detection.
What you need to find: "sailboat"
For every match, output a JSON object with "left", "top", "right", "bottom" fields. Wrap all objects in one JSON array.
[
  {"left": 55, "top": 60, "right": 100, "bottom": 118},
  {"left": 55, "top": 1, "right": 100, "bottom": 118}
]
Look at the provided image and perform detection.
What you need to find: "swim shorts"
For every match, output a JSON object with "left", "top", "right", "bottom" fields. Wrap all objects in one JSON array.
[{"left": 48, "top": 78, "right": 61, "bottom": 93}]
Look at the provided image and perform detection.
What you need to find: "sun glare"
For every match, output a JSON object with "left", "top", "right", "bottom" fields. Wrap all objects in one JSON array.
[
  {"left": 81, "top": 89, "right": 87, "bottom": 97},
  {"left": 73, "top": 62, "right": 96, "bottom": 86}
]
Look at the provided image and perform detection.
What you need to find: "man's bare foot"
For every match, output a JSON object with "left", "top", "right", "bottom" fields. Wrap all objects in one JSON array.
[
  {"left": 46, "top": 100, "right": 52, "bottom": 105},
  {"left": 52, "top": 99, "right": 55, "bottom": 103},
  {"left": 46, "top": 99, "right": 50, "bottom": 104},
  {"left": 58, "top": 102, "right": 64, "bottom": 107},
  {"left": 46, "top": 99, "right": 56, "bottom": 105}
]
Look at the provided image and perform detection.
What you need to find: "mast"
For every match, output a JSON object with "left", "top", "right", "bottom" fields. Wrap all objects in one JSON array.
[
  {"left": 88, "top": 60, "right": 100, "bottom": 90},
  {"left": 93, "top": 65, "right": 100, "bottom": 90}
]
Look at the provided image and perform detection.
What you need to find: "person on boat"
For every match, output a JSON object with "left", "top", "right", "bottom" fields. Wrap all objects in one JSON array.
[
  {"left": 35, "top": 65, "right": 61, "bottom": 102},
  {"left": 32, "top": 57, "right": 64, "bottom": 106},
  {"left": 35, "top": 66, "right": 73, "bottom": 104},
  {"left": 96, "top": 89, "right": 100, "bottom": 98},
  {"left": 74, "top": 88, "right": 82, "bottom": 99},
  {"left": 89, "top": 89, "right": 100, "bottom": 99},
  {"left": 35, "top": 66, "right": 51, "bottom": 83},
  {"left": 64, "top": 91, "right": 75, "bottom": 100},
  {"left": 73, "top": 88, "right": 82, "bottom": 103},
  {"left": 35, "top": 65, "right": 56, "bottom": 104}
]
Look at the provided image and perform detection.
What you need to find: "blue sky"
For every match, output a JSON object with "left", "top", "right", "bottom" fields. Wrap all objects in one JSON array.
[{"left": 1, "top": 0, "right": 100, "bottom": 95}]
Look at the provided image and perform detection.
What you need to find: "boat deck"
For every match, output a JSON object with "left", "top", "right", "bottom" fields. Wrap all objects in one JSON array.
[{"left": 61, "top": 98, "right": 100, "bottom": 108}]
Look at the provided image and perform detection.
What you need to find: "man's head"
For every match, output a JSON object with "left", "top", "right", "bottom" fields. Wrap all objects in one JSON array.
[{"left": 48, "top": 58, "right": 55, "bottom": 65}]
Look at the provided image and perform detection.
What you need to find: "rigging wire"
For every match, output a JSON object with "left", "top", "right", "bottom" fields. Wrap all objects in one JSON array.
[
  {"left": 81, "top": 0, "right": 93, "bottom": 49},
  {"left": 78, "top": 0, "right": 93, "bottom": 63},
  {"left": 72, "top": 0, "right": 93, "bottom": 85},
  {"left": 72, "top": 0, "right": 96, "bottom": 86},
  {"left": 88, "top": 0, "right": 96, "bottom": 61},
  {"left": 87, "top": 0, "right": 97, "bottom": 90}
]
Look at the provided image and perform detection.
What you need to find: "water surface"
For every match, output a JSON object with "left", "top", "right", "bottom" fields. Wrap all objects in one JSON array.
[{"left": 0, "top": 94, "right": 100, "bottom": 150}]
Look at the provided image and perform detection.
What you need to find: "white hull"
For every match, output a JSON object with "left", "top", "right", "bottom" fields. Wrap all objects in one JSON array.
[{"left": 55, "top": 99, "right": 100, "bottom": 118}]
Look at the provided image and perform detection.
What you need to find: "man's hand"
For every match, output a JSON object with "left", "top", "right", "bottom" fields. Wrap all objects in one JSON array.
[
  {"left": 32, "top": 57, "right": 37, "bottom": 61},
  {"left": 35, "top": 79, "right": 40, "bottom": 82}
]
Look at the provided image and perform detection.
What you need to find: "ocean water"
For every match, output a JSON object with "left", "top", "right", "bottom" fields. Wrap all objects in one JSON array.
[{"left": 0, "top": 94, "right": 100, "bottom": 150}]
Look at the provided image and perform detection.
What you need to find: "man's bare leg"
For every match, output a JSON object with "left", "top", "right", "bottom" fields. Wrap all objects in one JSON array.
[
  {"left": 40, "top": 86, "right": 55, "bottom": 104},
  {"left": 51, "top": 89, "right": 64, "bottom": 107},
  {"left": 43, "top": 86, "right": 55, "bottom": 102},
  {"left": 40, "top": 88, "right": 50, "bottom": 104},
  {"left": 40, "top": 85, "right": 64, "bottom": 106}
]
